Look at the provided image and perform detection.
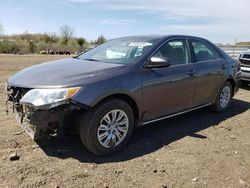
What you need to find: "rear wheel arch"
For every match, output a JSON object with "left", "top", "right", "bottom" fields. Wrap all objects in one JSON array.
[
  {"left": 212, "top": 80, "right": 233, "bottom": 112},
  {"left": 225, "top": 78, "right": 235, "bottom": 96}
]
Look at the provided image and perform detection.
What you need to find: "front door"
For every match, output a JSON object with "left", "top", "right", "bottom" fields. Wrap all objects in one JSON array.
[{"left": 142, "top": 39, "right": 196, "bottom": 122}]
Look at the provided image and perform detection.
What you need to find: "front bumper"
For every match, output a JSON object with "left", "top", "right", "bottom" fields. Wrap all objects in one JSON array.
[
  {"left": 14, "top": 107, "right": 60, "bottom": 139},
  {"left": 6, "top": 85, "right": 86, "bottom": 139},
  {"left": 8, "top": 101, "right": 83, "bottom": 139},
  {"left": 240, "top": 66, "right": 250, "bottom": 82}
]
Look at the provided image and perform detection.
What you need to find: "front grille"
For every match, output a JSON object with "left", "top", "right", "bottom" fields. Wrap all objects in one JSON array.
[
  {"left": 7, "top": 86, "right": 33, "bottom": 122},
  {"left": 241, "top": 70, "right": 250, "bottom": 73},
  {"left": 7, "top": 86, "right": 30, "bottom": 103},
  {"left": 243, "top": 54, "right": 250, "bottom": 59},
  {"left": 239, "top": 58, "right": 250, "bottom": 65},
  {"left": 241, "top": 68, "right": 250, "bottom": 73}
]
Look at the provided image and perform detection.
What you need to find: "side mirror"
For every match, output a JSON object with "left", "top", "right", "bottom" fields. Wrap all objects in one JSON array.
[{"left": 145, "top": 57, "right": 171, "bottom": 69}]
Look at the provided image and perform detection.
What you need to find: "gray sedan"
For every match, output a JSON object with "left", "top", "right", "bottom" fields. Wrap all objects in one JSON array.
[{"left": 6, "top": 35, "right": 241, "bottom": 155}]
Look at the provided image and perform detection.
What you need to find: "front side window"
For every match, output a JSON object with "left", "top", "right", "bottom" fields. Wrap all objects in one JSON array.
[
  {"left": 153, "top": 40, "right": 189, "bottom": 66},
  {"left": 191, "top": 40, "right": 221, "bottom": 62},
  {"left": 77, "top": 38, "right": 158, "bottom": 64}
]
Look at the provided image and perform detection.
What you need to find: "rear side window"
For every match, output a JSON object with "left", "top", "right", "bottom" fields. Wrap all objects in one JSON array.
[
  {"left": 153, "top": 40, "right": 189, "bottom": 66},
  {"left": 191, "top": 40, "right": 221, "bottom": 62}
]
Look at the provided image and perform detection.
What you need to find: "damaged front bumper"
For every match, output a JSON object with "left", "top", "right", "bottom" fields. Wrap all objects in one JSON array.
[
  {"left": 6, "top": 85, "right": 86, "bottom": 139},
  {"left": 14, "top": 107, "right": 61, "bottom": 139}
]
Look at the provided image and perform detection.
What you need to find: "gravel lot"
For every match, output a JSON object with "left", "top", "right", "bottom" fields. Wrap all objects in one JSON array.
[{"left": 0, "top": 54, "right": 249, "bottom": 188}]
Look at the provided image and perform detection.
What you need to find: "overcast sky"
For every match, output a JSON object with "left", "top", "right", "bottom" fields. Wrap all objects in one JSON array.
[{"left": 0, "top": 0, "right": 249, "bottom": 43}]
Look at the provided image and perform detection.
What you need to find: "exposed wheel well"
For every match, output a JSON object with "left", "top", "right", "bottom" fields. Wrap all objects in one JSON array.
[
  {"left": 94, "top": 94, "right": 139, "bottom": 124},
  {"left": 226, "top": 78, "right": 236, "bottom": 96}
]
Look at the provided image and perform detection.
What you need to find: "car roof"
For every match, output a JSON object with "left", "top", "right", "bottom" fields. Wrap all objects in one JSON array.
[{"left": 116, "top": 34, "right": 208, "bottom": 41}]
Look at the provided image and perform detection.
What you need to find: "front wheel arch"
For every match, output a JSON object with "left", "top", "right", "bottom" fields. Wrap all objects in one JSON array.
[
  {"left": 79, "top": 98, "right": 135, "bottom": 156},
  {"left": 91, "top": 93, "right": 140, "bottom": 126}
]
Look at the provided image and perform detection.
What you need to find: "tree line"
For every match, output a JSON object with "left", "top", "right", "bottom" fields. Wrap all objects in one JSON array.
[{"left": 0, "top": 24, "right": 107, "bottom": 54}]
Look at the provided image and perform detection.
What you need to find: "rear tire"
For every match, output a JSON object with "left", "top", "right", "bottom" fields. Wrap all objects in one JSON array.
[
  {"left": 79, "top": 99, "right": 134, "bottom": 156},
  {"left": 212, "top": 81, "right": 232, "bottom": 112}
]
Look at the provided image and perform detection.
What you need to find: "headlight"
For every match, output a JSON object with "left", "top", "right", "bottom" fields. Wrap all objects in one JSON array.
[{"left": 20, "top": 87, "right": 81, "bottom": 107}]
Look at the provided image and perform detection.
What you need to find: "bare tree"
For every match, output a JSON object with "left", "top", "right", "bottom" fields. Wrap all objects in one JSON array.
[{"left": 60, "top": 24, "right": 74, "bottom": 46}]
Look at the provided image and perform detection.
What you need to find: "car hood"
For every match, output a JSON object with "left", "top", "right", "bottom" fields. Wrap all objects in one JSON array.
[{"left": 7, "top": 58, "right": 124, "bottom": 88}]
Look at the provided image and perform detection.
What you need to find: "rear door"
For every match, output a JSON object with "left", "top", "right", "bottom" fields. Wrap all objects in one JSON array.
[
  {"left": 190, "top": 39, "right": 226, "bottom": 106},
  {"left": 142, "top": 39, "right": 196, "bottom": 122}
]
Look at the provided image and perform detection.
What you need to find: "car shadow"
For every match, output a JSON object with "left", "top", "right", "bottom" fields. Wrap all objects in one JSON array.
[{"left": 36, "top": 98, "right": 250, "bottom": 163}]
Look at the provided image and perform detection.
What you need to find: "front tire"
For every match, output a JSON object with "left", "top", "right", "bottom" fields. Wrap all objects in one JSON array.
[
  {"left": 79, "top": 99, "right": 134, "bottom": 156},
  {"left": 212, "top": 81, "right": 232, "bottom": 112}
]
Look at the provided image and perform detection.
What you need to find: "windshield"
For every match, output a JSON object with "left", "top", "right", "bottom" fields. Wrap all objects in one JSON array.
[{"left": 77, "top": 37, "right": 158, "bottom": 64}]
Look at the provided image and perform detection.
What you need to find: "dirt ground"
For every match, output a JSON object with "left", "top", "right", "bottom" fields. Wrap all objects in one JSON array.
[{"left": 0, "top": 54, "right": 249, "bottom": 188}]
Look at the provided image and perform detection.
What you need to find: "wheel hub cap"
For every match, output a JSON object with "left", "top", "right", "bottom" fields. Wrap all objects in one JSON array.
[
  {"left": 97, "top": 109, "right": 129, "bottom": 148},
  {"left": 220, "top": 86, "right": 231, "bottom": 108}
]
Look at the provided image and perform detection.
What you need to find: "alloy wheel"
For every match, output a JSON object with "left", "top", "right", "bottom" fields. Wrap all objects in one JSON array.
[
  {"left": 97, "top": 109, "right": 129, "bottom": 148},
  {"left": 219, "top": 86, "right": 231, "bottom": 109}
]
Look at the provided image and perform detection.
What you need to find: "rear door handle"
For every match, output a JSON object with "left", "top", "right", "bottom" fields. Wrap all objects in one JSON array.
[
  {"left": 187, "top": 70, "right": 196, "bottom": 76},
  {"left": 222, "top": 64, "right": 226, "bottom": 70}
]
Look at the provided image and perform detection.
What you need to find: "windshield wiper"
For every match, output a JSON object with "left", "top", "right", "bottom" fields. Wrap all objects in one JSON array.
[{"left": 83, "top": 58, "right": 100, "bottom": 62}]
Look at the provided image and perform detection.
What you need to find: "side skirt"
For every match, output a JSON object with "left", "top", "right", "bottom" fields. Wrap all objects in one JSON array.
[{"left": 142, "top": 103, "right": 212, "bottom": 125}]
